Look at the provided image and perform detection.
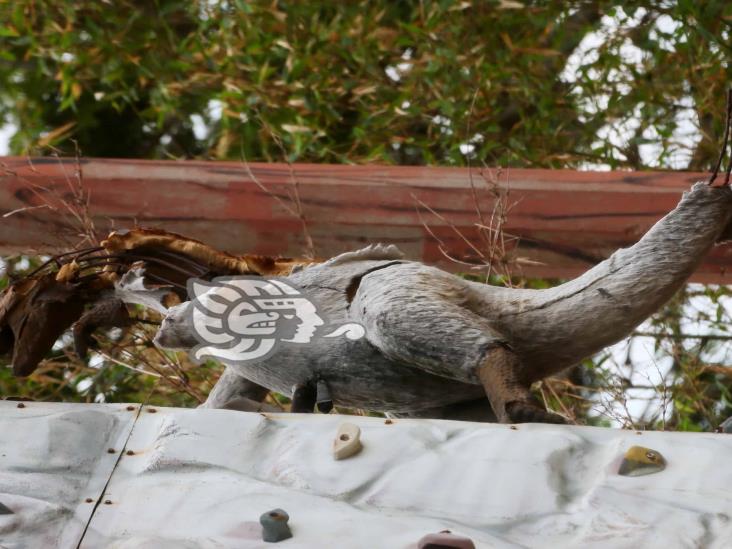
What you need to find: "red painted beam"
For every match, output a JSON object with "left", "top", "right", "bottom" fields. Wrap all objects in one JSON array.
[{"left": 0, "top": 156, "right": 729, "bottom": 282}]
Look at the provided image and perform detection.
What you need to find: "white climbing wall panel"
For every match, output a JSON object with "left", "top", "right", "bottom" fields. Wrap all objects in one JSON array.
[{"left": 1, "top": 400, "right": 732, "bottom": 548}]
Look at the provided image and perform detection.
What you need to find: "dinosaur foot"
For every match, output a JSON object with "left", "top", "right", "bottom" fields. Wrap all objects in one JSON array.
[{"left": 505, "top": 401, "right": 568, "bottom": 425}]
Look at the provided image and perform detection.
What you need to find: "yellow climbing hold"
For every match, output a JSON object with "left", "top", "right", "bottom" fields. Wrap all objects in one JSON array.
[{"left": 618, "top": 445, "right": 666, "bottom": 477}]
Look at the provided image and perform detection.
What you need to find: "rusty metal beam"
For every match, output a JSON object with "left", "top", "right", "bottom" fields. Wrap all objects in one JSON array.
[{"left": 0, "top": 156, "right": 729, "bottom": 282}]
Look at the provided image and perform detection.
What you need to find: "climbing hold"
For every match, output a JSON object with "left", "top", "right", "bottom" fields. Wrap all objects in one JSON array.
[
  {"left": 0, "top": 502, "right": 13, "bottom": 515},
  {"left": 290, "top": 382, "right": 316, "bottom": 413},
  {"left": 417, "top": 531, "right": 476, "bottom": 549},
  {"left": 260, "top": 508, "right": 292, "bottom": 542},
  {"left": 316, "top": 379, "right": 333, "bottom": 413},
  {"left": 618, "top": 446, "right": 666, "bottom": 477},
  {"left": 333, "top": 423, "right": 362, "bottom": 460}
]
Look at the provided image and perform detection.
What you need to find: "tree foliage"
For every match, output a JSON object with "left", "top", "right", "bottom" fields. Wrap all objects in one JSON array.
[{"left": 1, "top": 1, "right": 731, "bottom": 168}]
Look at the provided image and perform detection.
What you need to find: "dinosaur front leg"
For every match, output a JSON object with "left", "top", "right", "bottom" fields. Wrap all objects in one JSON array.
[
  {"left": 201, "top": 365, "right": 274, "bottom": 412},
  {"left": 477, "top": 345, "right": 567, "bottom": 424}
]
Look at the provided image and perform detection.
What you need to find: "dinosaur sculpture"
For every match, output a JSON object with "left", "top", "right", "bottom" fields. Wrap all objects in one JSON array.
[
  {"left": 153, "top": 181, "right": 732, "bottom": 423},
  {"left": 2, "top": 156, "right": 732, "bottom": 423},
  {"left": 2, "top": 181, "right": 731, "bottom": 423}
]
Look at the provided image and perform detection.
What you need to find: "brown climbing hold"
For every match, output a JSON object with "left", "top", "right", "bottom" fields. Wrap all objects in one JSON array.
[
  {"left": 333, "top": 423, "right": 362, "bottom": 460},
  {"left": 417, "top": 531, "right": 476, "bottom": 549}
]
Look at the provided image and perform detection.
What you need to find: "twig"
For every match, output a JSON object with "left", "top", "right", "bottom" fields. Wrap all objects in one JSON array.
[
  {"left": 708, "top": 87, "right": 732, "bottom": 186},
  {"left": 96, "top": 350, "right": 162, "bottom": 378},
  {"left": 632, "top": 330, "right": 732, "bottom": 341},
  {"left": 2, "top": 205, "right": 51, "bottom": 218},
  {"left": 239, "top": 117, "right": 316, "bottom": 259}
]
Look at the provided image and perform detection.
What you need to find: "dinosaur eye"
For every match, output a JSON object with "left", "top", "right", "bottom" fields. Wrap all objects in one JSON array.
[{"left": 646, "top": 451, "right": 657, "bottom": 461}]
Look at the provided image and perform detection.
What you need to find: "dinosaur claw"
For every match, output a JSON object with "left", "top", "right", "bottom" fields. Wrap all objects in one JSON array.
[{"left": 505, "top": 401, "right": 569, "bottom": 425}]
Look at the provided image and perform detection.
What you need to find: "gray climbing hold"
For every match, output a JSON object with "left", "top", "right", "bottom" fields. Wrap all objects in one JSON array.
[
  {"left": 333, "top": 423, "right": 362, "bottom": 460},
  {"left": 418, "top": 530, "right": 476, "bottom": 549},
  {"left": 316, "top": 378, "right": 333, "bottom": 413},
  {"left": 290, "top": 382, "right": 316, "bottom": 413},
  {"left": 618, "top": 445, "right": 666, "bottom": 477},
  {"left": 0, "top": 502, "right": 13, "bottom": 515},
  {"left": 260, "top": 508, "right": 292, "bottom": 542}
]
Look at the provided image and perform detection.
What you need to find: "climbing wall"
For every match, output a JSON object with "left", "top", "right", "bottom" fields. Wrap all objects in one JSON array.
[{"left": 1, "top": 401, "right": 732, "bottom": 548}]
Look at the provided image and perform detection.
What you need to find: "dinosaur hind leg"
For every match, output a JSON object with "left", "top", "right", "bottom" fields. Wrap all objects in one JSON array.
[
  {"left": 477, "top": 345, "right": 567, "bottom": 425},
  {"left": 354, "top": 263, "right": 568, "bottom": 423}
]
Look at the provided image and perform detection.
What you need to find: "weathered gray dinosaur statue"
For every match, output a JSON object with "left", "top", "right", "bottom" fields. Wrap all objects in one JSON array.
[{"left": 152, "top": 181, "right": 732, "bottom": 424}]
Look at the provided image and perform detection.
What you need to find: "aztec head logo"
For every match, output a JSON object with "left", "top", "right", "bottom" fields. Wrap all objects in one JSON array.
[{"left": 187, "top": 277, "right": 364, "bottom": 365}]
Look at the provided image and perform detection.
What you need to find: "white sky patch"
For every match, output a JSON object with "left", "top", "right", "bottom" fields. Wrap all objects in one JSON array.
[
  {"left": 88, "top": 353, "right": 105, "bottom": 369},
  {"left": 459, "top": 133, "right": 484, "bottom": 157},
  {"left": 595, "top": 281, "right": 732, "bottom": 427},
  {"left": 560, "top": 7, "right": 698, "bottom": 172},
  {"left": 208, "top": 99, "right": 223, "bottom": 121},
  {"left": 592, "top": 103, "right": 643, "bottom": 164},
  {"left": 667, "top": 94, "right": 701, "bottom": 169},
  {"left": 188, "top": 100, "right": 226, "bottom": 142},
  {"left": 14, "top": 257, "right": 29, "bottom": 271},
  {"left": 75, "top": 378, "right": 93, "bottom": 393},
  {"left": 650, "top": 13, "right": 683, "bottom": 51},
  {"left": 190, "top": 114, "right": 208, "bottom": 140},
  {"left": 459, "top": 143, "right": 475, "bottom": 156},
  {"left": 432, "top": 114, "right": 453, "bottom": 136},
  {"left": 385, "top": 66, "right": 401, "bottom": 82},
  {"left": 599, "top": 330, "right": 675, "bottom": 427},
  {"left": 0, "top": 121, "right": 17, "bottom": 155},
  {"left": 385, "top": 48, "right": 414, "bottom": 83}
]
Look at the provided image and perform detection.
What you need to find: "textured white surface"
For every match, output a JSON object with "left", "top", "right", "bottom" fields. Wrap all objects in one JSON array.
[
  {"left": 0, "top": 402, "right": 138, "bottom": 548},
  {"left": 1, "top": 401, "right": 732, "bottom": 548}
]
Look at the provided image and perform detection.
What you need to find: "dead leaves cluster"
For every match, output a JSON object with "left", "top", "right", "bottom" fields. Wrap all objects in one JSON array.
[{"left": 0, "top": 227, "right": 315, "bottom": 377}]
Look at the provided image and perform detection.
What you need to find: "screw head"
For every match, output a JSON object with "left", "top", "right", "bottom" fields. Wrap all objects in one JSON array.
[
  {"left": 126, "top": 450, "right": 135, "bottom": 456},
  {"left": 85, "top": 498, "right": 94, "bottom": 503},
  {"left": 104, "top": 500, "right": 112, "bottom": 505},
  {"left": 384, "top": 419, "right": 393, "bottom": 425},
  {"left": 126, "top": 405, "right": 135, "bottom": 411},
  {"left": 147, "top": 408, "right": 157, "bottom": 413},
  {"left": 107, "top": 448, "right": 116, "bottom": 454},
  {"left": 16, "top": 403, "right": 25, "bottom": 409}
]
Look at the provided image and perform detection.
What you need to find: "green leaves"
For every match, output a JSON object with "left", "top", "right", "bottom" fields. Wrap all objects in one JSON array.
[{"left": 0, "top": 1, "right": 727, "bottom": 167}]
